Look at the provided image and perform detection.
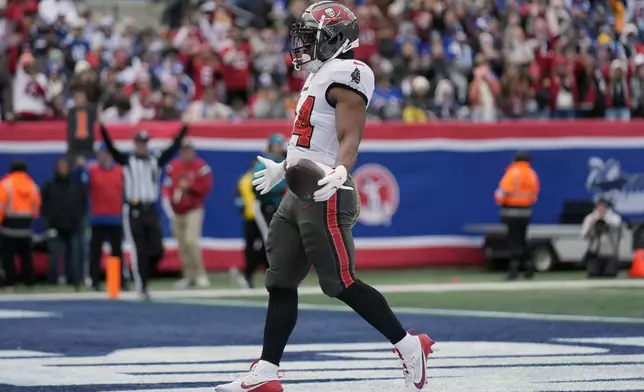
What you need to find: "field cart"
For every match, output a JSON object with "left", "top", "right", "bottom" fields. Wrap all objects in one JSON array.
[{"left": 462, "top": 223, "right": 634, "bottom": 272}]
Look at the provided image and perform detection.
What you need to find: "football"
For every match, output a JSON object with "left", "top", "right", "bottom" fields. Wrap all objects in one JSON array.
[{"left": 285, "top": 159, "right": 326, "bottom": 202}]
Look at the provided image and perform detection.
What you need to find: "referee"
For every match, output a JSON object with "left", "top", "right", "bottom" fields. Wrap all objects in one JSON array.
[{"left": 99, "top": 123, "right": 188, "bottom": 300}]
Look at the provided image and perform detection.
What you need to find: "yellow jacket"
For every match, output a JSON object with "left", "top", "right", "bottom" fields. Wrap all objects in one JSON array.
[
  {"left": 402, "top": 106, "right": 428, "bottom": 124},
  {"left": 238, "top": 171, "right": 255, "bottom": 221}
]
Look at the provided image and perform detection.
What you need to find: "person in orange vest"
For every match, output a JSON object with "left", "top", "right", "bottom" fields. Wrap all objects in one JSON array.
[
  {"left": 495, "top": 150, "right": 540, "bottom": 280},
  {"left": 0, "top": 160, "right": 41, "bottom": 289}
]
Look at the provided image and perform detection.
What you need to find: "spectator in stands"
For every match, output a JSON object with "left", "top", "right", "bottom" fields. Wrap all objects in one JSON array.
[
  {"left": 50, "top": 92, "right": 67, "bottom": 119},
  {"left": 38, "top": 0, "right": 78, "bottom": 26},
  {"left": 431, "top": 79, "right": 461, "bottom": 121},
  {"left": 2, "top": 0, "right": 644, "bottom": 122},
  {"left": 42, "top": 158, "right": 87, "bottom": 290},
  {"left": 577, "top": 56, "right": 601, "bottom": 119},
  {"left": 630, "top": 54, "right": 644, "bottom": 117},
  {"left": 69, "top": 59, "right": 101, "bottom": 105},
  {"left": 219, "top": 29, "right": 251, "bottom": 105},
  {"left": 13, "top": 52, "right": 48, "bottom": 121},
  {"left": 99, "top": 67, "right": 122, "bottom": 109},
  {"left": 47, "top": 67, "right": 65, "bottom": 103},
  {"left": 157, "top": 92, "right": 182, "bottom": 120},
  {"left": 370, "top": 73, "right": 403, "bottom": 121},
  {"left": 549, "top": 57, "right": 578, "bottom": 119},
  {"left": 101, "top": 94, "right": 138, "bottom": 124},
  {"left": 249, "top": 78, "right": 285, "bottom": 119},
  {"left": 402, "top": 76, "right": 429, "bottom": 124},
  {"left": 187, "top": 44, "right": 220, "bottom": 102},
  {"left": 605, "top": 59, "right": 632, "bottom": 121},
  {"left": 183, "top": 85, "right": 232, "bottom": 122},
  {"left": 63, "top": 19, "right": 90, "bottom": 66},
  {"left": 469, "top": 57, "right": 500, "bottom": 123}
]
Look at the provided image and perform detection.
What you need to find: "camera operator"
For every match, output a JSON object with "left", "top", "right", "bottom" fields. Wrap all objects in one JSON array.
[{"left": 581, "top": 199, "right": 622, "bottom": 277}]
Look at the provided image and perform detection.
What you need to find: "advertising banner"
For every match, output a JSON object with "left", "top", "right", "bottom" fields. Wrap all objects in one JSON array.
[{"left": 1, "top": 121, "right": 643, "bottom": 272}]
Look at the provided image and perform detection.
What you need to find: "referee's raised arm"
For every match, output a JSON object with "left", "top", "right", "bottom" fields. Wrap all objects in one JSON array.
[
  {"left": 158, "top": 124, "right": 189, "bottom": 167},
  {"left": 98, "top": 123, "right": 128, "bottom": 166}
]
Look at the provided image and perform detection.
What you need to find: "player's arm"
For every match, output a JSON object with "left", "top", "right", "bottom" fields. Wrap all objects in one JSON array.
[{"left": 328, "top": 87, "right": 367, "bottom": 172}]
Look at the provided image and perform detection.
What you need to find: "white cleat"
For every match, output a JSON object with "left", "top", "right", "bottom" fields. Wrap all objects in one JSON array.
[
  {"left": 174, "top": 278, "right": 193, "bottom": 289},
  {"left": 214, "top": 361, "right": 283, "bottom": 392},
  {"left": 393, "top": 332, "right": 435, "bottom": 391},
  {"left": 229, "top": 267, "right": 250, "bottom": 289},
  {"left": 196, "top": 275, "right": 211, "bottom": 288}
]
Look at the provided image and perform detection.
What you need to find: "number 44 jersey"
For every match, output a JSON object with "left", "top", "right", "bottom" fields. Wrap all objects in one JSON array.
[{"left": 286, "top": 58, "right": 375, "bottom": 168}]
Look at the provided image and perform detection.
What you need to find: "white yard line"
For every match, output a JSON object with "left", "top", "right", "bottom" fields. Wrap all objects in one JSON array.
[{"left": 0, "top": 279, "right": 642, "bottom": 301}]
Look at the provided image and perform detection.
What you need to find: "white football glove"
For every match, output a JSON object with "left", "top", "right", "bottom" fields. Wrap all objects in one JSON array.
[
  {"left": 313, "top": 164, "right": 353, "bottom": 202},
  {"left": 252, "top": 156, "right": 286, "bottom": 195}
]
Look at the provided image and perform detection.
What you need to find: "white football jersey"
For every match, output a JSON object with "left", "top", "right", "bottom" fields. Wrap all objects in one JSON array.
[{"left": 286, "top": 58, "right": 375, "bottom": 168}]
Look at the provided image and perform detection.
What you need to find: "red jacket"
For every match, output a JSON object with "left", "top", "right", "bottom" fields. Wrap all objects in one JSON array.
[
  {"left": 87, "top": 162, "right": 123, "bottom": 222},
  {"left": 219, "top": 43, "right": 251, "bottom": 91},
  {"left": 163, "top": 157, "right": 213, "bottom": 215}
]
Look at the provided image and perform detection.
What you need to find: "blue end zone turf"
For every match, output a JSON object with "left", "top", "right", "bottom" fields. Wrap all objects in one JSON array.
[{"left": 0, "top": 300, "right": 643, "bottom": 391}]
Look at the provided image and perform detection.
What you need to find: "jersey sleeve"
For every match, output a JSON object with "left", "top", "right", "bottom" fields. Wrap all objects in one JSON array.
[{"left": 325, "top": 60, "right": 375, "bottom": 107}]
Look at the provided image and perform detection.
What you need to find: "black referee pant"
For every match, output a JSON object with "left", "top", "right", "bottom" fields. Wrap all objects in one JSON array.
[
  {"left": 123, "top": 203, "right": 164, "bottom": 293},
  {"left": 243, "top": 219, "right": 267, "bottom": 288},
  {"left": 502, "top": 215, "right": 533, "bottom": 280},
  {"left": 244, "top": 202, "right": 278, "bottom": 287},
  {"left": 0, "top": 235, "right": 34, "bottom": 287}
]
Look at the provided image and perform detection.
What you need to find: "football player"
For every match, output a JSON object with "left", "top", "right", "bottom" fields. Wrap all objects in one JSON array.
[{"left": 215, "top": 2, "right": 434, "bottom": 391}]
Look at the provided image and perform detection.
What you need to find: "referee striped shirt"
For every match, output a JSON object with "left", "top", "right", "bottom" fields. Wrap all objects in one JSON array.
[
  {"left": 123, "top": 155, "right": 162, "bottom": 203},
  {"left": 99, "top": 125, "right": 188, "bottom": 204}
]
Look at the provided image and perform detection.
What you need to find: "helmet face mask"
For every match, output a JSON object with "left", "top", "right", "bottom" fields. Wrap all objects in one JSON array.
[{"left": 289, "top": 24, "right": 320, "bottom": 70}]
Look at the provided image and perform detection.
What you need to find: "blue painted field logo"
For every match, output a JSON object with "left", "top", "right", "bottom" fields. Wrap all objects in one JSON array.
[
  {"left": 587, "top": 157, "right": 644, "bottom": 214},
  {"left": 0, "top": 340, "right": 641, "bottom": 391},
  {"left": 353, "top": 163, "right": 399, "bottom": 226}
]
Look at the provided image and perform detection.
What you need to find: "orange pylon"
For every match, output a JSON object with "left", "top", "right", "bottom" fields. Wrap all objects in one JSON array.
[{"left": 628, "top": 250, "right": 644, "bottom": 278}]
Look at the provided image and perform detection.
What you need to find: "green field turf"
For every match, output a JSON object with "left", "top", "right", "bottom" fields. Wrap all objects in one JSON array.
[
  {"left": 2, "top": 267, "right": 597, "bottom": 293},
  {"left": 212, "top": 286, "right": 644, "bottom": 319},
  {"left": 6, "top": 267, "right": 643, "bottom": 319}
]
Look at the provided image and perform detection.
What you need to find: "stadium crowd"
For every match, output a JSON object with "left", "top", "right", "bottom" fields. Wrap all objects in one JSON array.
[{"left": 1, "top": 0, "right": 644, "bottom": 123}]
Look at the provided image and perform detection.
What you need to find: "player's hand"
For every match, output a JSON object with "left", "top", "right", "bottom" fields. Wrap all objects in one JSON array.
[
  {"left": 313, "top": 165, "right": 353, "bottom": 202},
  {"left": 252, "top": 156, "right": 286, "bottom": 195}
]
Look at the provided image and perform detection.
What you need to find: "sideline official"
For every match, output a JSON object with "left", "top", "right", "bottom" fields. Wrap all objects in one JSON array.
[
  {"left": 85, "top": 144, "right": 127, "bottom": 291},
  {"left": 247, "top": 134, "right": 286, "bottom": 288},
  {"left": 236, "top": 159, "right": 264, "bottom": 288},
  {"left": 162, "top": 139, "right": 213, "bottom": 289},
  {"left": 495, "top": 150, "right": 540, "bottom": 280},
  {"left": 0, "top": 161, "right": 40, "bottom": 289},
  {"left": 100, "top": 123, "right": 188, "bottom": 300},
  {"left": 42, "top": 158, "right": 87, "bottom": 289}
]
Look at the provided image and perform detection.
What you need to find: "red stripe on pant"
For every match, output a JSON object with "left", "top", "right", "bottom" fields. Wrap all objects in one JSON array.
[{"left": 326, "top": 193, "right": 354, "bottom": 288}]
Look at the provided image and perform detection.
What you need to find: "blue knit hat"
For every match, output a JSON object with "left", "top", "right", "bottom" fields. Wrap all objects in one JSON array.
[{"left": 269, "top": 133, "right": 285, "bottom": 145}]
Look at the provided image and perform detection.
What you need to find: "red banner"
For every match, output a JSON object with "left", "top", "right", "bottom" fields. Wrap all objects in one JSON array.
[{"left": 1, "top": 120, "right": 644, "bottom": 142}]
